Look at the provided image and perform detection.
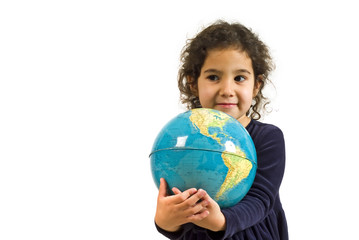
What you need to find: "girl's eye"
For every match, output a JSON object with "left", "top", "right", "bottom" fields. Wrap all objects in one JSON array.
[
  {"left": 207, "top": 75, "right": 219, "bottom": 81},
  {"left": 234, "top": 76, "right": 246, "bottom": 82}
]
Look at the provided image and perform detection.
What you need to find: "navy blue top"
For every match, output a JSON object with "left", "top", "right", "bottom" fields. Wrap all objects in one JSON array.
[{"left": 156, "top": 119, "right": 288, "bottom": 240}]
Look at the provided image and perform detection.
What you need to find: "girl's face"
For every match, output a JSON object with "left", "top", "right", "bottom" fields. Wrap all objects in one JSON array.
[{"left": 195, "top": 48, "right": 260, "bottom": 126}]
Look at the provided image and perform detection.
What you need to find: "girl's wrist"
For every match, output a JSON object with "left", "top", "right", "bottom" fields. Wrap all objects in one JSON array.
[
  {"left": 215, "top": 213, "right": 226, "bottom": 231},
  {"left": 155, "top": 217, "right": 181, "bottom": 232}
]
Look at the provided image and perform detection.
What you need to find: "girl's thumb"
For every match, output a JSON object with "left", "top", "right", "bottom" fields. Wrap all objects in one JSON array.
[{"left": 158, "top": 178, "right": 168, "bottom": 197}]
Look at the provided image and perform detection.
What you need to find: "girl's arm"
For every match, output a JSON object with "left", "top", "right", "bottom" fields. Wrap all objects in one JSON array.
[{"left": 220, "top": 125, "right": 286, "bottom": 238}]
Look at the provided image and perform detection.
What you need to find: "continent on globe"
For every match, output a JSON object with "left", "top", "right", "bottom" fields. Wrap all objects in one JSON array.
[
  {"left": 150, "top": 108, "right": 257, "bottom": 208},
  {"left": 189, "top": 109, "right": 231, "bottom": 144},
  {"left": 217, "top": 150, "right": 253, "bottom": 200}
]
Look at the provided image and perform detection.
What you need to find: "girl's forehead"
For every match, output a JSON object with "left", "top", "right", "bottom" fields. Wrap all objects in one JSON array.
[{"left": 204, "top": 48, "right": 252, "bottom": 66}]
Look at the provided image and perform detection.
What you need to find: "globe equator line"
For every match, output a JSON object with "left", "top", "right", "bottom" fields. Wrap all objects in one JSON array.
[{"left": 149, "top": 147, "right": 257, "bottom": 165}]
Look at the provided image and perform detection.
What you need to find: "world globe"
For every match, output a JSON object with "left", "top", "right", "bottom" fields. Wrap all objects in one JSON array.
[{"left": 150, "top": 108, "right": 257, "bottom": 208}]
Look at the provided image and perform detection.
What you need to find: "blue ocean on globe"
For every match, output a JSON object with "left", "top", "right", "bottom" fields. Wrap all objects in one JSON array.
[{"left": 150, "top": 108, "right": 257, "bottom": 208}]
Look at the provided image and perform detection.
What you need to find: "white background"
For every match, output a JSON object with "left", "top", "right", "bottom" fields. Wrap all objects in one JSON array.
[{"left": 1, "top": 0, "right": 358, "bottom": 239}]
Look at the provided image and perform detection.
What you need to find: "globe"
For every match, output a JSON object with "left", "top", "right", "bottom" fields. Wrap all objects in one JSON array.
[{"left": 150, "top": 108, "right": 257, "bottom": 208}]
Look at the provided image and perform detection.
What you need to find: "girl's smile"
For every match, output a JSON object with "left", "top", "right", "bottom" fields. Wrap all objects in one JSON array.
[
  {"left": 215, "top": 103, "right": 238, "bottom": 109},
  {"left": 195, "top": 48, "right": 261, "bottom": 127}
]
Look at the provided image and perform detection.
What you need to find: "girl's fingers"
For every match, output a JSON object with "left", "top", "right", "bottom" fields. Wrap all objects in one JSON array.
[
  {"left": 168, "top": 187, "right": 197, "bottom": 204},
  {"left": 172, "top": 187, "right": 182, "bottom": 195},
  {"left": 184, "top": 199, "right": 209, "bottom": 217},
  {"left": 187, "top": 208, "right": 210, "bottom": 222},
  {"left": 178, "top": 189, "right": 207, "bottom": 210}
]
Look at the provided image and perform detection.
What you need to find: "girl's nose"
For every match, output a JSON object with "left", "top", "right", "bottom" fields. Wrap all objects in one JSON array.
[{"left": 219, "top": 78, "right": 235, "bottom": 97}]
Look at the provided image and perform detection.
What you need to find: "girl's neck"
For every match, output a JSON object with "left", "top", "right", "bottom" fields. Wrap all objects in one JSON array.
[{"left": 237, "top": 115, "right": 251, "bottom": 127}]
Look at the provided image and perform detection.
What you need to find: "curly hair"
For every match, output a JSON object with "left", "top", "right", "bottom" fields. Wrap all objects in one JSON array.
[{"left": 178, "top": 20, "right": 275, "bottom": 120}]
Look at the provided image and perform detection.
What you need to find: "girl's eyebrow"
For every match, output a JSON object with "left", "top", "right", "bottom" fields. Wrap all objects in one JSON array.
[
  {"left": 235, "top": 69, "right": 252, "bottom": 75},
  {"left": 204, "top": 68, "right": 252, "bottom": 75},
  {"left": 203, "top": 69, "right": 222, "bottom": 74}
]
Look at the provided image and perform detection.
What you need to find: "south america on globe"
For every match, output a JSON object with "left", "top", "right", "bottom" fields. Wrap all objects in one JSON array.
[{"left": 150, "top": 108, "right": 257, "bottom": 208}]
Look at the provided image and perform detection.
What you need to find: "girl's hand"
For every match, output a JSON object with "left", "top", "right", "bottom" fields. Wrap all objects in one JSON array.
[
  {"left": 172, "top": 187, "right": 226, "bottom": 232},
  {"left": 155, "top": 178, "right": 210, "bottom": 232}
]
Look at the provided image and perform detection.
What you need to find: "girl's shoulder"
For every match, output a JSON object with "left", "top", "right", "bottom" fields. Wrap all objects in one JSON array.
[{"left": 246, "top": 119, "right": 284, "bottom": 145}]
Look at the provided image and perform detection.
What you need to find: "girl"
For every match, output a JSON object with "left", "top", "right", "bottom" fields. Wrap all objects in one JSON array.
[{"left": 155, "top": 20, "right": 288, "bottom": 240}]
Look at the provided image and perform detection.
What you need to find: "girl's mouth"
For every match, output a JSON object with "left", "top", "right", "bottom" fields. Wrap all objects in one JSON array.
[{"left": 216, "top": 103, "right": 237, "bottom": 109}]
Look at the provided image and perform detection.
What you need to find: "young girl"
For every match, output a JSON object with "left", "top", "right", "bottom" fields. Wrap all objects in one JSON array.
[{"left": 154, "top": 20, "right": 288, "bottom": 240}]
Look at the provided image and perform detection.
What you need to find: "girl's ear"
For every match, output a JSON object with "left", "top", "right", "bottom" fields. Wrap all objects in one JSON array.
[
  {"left": 188, "top": 76, "right": 199, "bottom": 96},
  {"left": 253, "top": 75, "right": 263, "bottom": 97}
]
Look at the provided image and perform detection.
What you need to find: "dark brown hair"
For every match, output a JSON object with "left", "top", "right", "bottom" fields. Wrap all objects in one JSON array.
[{"left": 178, "top": 20, "right": 274, "bottom": 120}]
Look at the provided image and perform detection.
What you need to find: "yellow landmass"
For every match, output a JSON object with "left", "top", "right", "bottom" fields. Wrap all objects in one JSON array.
[
  {"left": 216, "top": 147, "right": 252, "bottom": 200},
  {"left": 189, "top": 109, "right": 230, "bottom": 144}
]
